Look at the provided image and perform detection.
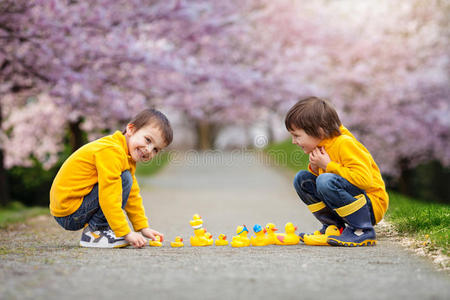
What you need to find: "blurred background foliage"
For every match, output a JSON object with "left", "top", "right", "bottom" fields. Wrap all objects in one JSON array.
[{"left": 1, "top": 0, "right": 449, "bottom": 207}]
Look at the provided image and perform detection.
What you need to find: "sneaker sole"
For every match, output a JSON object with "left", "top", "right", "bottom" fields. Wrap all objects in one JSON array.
[
  {"left": 327, "top": 238, "right": 377, "bottom": 247},
  {"left": 80, "top": 241, "right": 130, "bottom": 248}
]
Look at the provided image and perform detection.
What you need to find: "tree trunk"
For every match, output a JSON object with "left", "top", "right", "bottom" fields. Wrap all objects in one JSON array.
[
  {"left": 195, "top": 120, "right": 218, "bottom": 150},
  {"left": 266, "top": 119, "right": 274, "bottom": 145},
  {"left": 0, "top": 102, "right": 10, "bottom": 206},
  {"left": 397, "top": 158, "right": 413, "bottom": 196},
  {"left": 69, "top": 119, "right": 84, "bottom": 152}
]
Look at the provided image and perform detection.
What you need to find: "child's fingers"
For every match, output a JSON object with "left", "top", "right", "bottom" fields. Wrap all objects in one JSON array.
[
  {"left": 148, "top": 233, "right": 156, "bottom": 241},
  {"left": 138, "top": 237, "right": 146, "bottom": 248},
  {"left": 312, "top": 148, "right": 320, "bottom": 156}
]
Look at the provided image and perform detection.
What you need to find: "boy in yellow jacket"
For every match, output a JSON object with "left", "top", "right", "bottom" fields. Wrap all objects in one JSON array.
[
  {"left": 50, "top": 109, "right": 172, "bottom": 248},
  {"left": 285, "top": 97, "right": 388, "bottom": 246}
]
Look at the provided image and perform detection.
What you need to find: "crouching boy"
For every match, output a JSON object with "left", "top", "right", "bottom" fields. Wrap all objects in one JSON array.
[
  {"left": 50, "top": 108, "right": 172, "bottom": 248},
  {"left": 285, "top": 97, "right": 388, "bottom": 246}
]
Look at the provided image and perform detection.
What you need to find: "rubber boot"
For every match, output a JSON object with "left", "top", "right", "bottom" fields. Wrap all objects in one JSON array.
[
  {"left": 327, "top": 194, "right": 376, "bottom": 247},
  {"left": 299, "top": 201, "right": 345, "bottom": 242},
  {"left": 303, "top": 225, "right": 342, "bottom": 246}
]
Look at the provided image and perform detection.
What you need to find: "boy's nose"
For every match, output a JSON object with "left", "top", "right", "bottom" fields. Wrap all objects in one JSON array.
[{"left": 147, "top": 144, "right": 155, "bottom": 154}]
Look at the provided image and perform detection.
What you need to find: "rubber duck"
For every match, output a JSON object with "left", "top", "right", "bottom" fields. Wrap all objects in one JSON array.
[
  {"left": 215, "top": 234, "right": 229, "bottom": 246},
  {"left": 274, "top": 222, "right": 300, "bottom": 245},
  {"left": 231, "top": 225, "right": 250, "bottom": 248},
  {"left": 303, "top": 225, "right": 341, "bottom": 246},
  {"left": 149, "top": 235, "right": 163, "bottom": 247},
  {"left": 205, "top": 230, "right": 214, "bottom": 246},
  {"left": 265, "top": 223, "right": 278, "bottom": 245},
  {"left": 170, "top": 236, "right": 184, "bottom": 248},
  {"left": 189, "top": 214, "right": 213, "bottom": 247},
  {"left": 251, "top": 224, "right": 270, "bottom": 246}
]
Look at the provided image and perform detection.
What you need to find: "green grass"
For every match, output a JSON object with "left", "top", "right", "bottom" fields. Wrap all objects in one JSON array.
[
  {"left": 265, "top": 139, "right": 309, "bottom": 171},
  {"left": 0, "top": 201, "right": 49, "bottom": 228},
  {"left": 386, "top": 192, "right": 450, "bottom": 255},
  {"left": 265, "top": 139, "right": 450, "bottom": 255},
  {"left": 135, "top": 151, "right": 171, "bottom": 176}
]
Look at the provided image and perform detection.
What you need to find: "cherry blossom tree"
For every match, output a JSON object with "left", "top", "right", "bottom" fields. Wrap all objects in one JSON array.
[
  {"left": 1, "top": 0, "right": 449, "bottom": 205},
  {"left": 245, "top": 0, "right": 449, "bottom": 176}
]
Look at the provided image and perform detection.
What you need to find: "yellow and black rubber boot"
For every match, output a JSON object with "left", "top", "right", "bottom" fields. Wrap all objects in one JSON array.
[
  {"left": 299, "top": 200, "right": 345, "bottom": 242},
  {"left": 327, "top": 194, "right": 376, "bottom": 247}
]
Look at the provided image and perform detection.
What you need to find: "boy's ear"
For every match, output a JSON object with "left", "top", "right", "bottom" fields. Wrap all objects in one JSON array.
[
  {"left": 126, "top": 123, "right": 136, "bottom": 136},
  {"left": 318, "top": 127, "right": 326, "bottom": 139}
]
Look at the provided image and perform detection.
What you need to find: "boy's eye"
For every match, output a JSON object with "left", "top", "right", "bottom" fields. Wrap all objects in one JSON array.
[{"left": 146, "top": 137, "right": 151, "bottom": 143}]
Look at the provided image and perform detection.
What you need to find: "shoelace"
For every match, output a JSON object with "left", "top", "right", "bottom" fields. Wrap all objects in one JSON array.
[{"left": 104, "top": 229, "right": 116, "bottom": 240}]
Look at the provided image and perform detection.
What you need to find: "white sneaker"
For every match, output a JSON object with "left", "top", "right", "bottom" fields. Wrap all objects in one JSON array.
[{"left": 80, "top": 225, "right": 129, "bottom": 248}]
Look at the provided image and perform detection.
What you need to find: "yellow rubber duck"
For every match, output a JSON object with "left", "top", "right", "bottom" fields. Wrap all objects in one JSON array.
[
  {"left": 250, "top": 224, "right": 270, "bottom": 246},
  {"left": 274, "top": 222, "right": 300, "bottom": 245},
  {"left": 205, "top": 230, "right": 214, "bottom": 246},
  {"left": 265, "top": 223, "right": 278, "bottom": 245},
  {"left": 189, "top": 214, "right": 203, "bottom": 229},
  {"left": 191, "top": 227, "right": 213, "bottom": 247},
  {"left": 215, "top": 234, "right": 229, "bottom": 246},
  {"left": 231, "top": 225, "right": 250, "bottom": 248},
  {"left": 149, "top": 235, "right": 163, "bottom": 247},
  {"left": 170, "top": 236, "right": 184, "bottom": 248},
  {"left": 189, "top": 214, "right": 213, "bottom": 247},
  {"left": 303, "top": 225, "right": 341, "bottom": 246}
]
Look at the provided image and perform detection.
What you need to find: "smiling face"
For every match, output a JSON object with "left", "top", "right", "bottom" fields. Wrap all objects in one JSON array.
[
  {"left": 125, "top": 122, "right": 167, "bottom": 163},
  {"left": 289, "top": 126, "right": 323, "bottom": 154}
]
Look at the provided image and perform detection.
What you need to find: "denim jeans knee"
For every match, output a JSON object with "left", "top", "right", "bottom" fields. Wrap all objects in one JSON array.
[
  {"left": 316, "top": 173, "right": 339, "bottom": 195},
  {"left": 293, "top": 170, "right": 314, "bottom": 191}
]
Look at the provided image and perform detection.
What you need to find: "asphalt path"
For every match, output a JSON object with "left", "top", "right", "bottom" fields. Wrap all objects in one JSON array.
[{"left": 0, "top": 151, "right": 449, "bottom": 300}]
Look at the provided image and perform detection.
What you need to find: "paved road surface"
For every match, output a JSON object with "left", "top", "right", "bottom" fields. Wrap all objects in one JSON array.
[{"left": 0, "top": 151, "right": 449, "bottom": 300}]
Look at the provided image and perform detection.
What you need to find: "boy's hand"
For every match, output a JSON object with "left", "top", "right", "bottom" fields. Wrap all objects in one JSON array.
[
  {"left": 309, "top": 162, "right": 319, "bottom": 174},
  {"left": 140, "top": 227, "right": 165, "bottom": 242},
  {"left": 309, "top": 147, "right": 331, "bottom": 170},
  {"left": 124, "top": 231, "right": 147, "bottom": 248}
]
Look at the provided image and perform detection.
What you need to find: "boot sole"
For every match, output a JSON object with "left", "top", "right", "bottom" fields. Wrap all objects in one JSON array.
[
  {"left": 327, "top": 238, "right": 377, "bottom": 247},
  {"left": 80, "top": 241, "right": 130, "bottom": 248}
]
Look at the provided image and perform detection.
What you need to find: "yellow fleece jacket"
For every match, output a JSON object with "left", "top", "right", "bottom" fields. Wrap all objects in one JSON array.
[
  {"left": 308, "top": 125, "right": 388, "bottom": 223},
  {"left": 50, "top": 131, "right": 148, "bottom": 237}
]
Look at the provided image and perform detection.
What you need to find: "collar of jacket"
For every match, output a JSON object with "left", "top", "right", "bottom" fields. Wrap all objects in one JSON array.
[
  {"left": 112, "top": 130, "right": 134, "bottom": 164},
  {"left": 317, "top": 125, "right": 347, "bottom": 149}
]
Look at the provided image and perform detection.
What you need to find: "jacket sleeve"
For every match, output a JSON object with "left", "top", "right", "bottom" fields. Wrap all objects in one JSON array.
[
  {"left": 94, "top": 147, "right": 131, "bottom": 237},
  {"left": 124, "top": 173, "right": 149, "bottom": 232},
  {"left": 325, "top": 137, "right": 373, "bottom": 190},
  {"left": 308, "top": 163, "right": 319, "bottom": 176}
]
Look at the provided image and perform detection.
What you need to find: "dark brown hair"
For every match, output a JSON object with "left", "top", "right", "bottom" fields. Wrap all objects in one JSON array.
[
  {"left": 123, "top": 108, "right": 173, "bottom": 146},
  {"left": 285, "top": 97, "right": 341, "bottom": 139}
]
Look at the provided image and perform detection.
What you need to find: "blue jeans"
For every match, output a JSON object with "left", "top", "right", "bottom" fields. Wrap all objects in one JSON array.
[
  {"left": 294, "top": 171, "right": 376, "bottom": 225},
  {"left": 55, "top": 170, "right": 133, "bottom": 231}
]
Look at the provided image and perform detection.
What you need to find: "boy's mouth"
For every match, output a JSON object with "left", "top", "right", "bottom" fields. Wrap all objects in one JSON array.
[{"left": 137, "top": 149, "right": 149, "bottom": 161}]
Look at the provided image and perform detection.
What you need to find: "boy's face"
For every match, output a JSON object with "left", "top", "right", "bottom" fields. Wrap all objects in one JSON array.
[
  {"left": 125, "top": 123, "right": 167, "bottom": 163},
  {"left": 289, "top": 127, "right": 322, "bottom": 154}
]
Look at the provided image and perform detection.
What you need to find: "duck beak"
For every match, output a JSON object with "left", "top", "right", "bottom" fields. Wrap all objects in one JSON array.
[
  {"left": 180, "top": 238, "right": 183, "bottom": 242},
  {"left": 263, "top": 228, "right": 267, "bottom": 233},
  {"left": 294, "top": 226, "right": 298, "bottom": 231},
  {"left": 273, "top": 228, "right": 278, "bottom": 231},
  {"left": 223, "top": 235, "right": 227, "bottom": 240}
]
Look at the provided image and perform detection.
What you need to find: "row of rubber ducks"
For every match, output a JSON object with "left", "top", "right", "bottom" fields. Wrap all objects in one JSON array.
[
  {"left": 149, "top": 214, "right": 301, "bottom": 248},
  {"left": 231, "top": 222, "right": 299, "bottom": 247}
]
